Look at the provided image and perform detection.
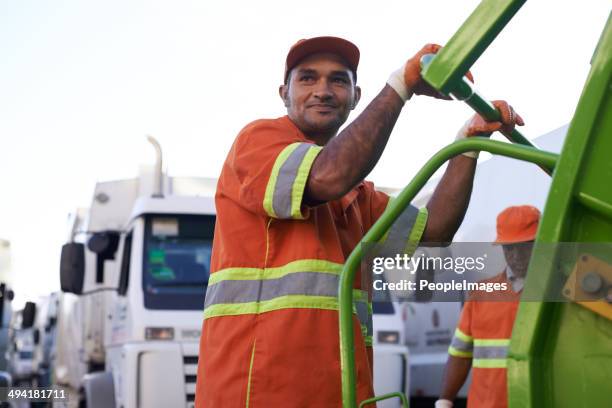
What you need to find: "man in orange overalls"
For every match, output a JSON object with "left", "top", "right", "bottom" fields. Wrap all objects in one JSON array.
[
  {"left": 196, "top": 36, "right": 524, "bottom": 407},
  {"left": 437, "top": 205, "right": 541, "bottom": 408}
]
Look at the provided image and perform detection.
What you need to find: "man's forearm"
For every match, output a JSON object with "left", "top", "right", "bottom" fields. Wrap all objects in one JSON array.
[
  {"left": 440, "top": 355, "right": 472, "bottom": 401},
  {"left": 423, "top": 155, "right": 476, "bottom": 243},
  {"left": 306, "top": 85, "right": 404, "bottom": 203}
]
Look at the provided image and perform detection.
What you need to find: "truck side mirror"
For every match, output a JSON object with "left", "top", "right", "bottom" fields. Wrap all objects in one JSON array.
[
  {"left": 88, "top": 232, "right": 120, "bottom": 284},
  {"left": 0, "top": 371, "right": 10, "bottom": 388},
  {"left": 22, "top": 301, "right": 36, "bottom": 329},
  {"left": 60, "top": 243, "right": 85, "bottom": 294},
  {"left": 88, "top": 232, "right": 120, "bottom": 255}
]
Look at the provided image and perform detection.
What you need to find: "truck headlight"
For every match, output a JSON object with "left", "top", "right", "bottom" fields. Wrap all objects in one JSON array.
[
  {"left": 377, "top": 330, "right": 400, "bottom": 344},
  {"left": 145, "top": 327, "right": 174, "bottom": 340}
]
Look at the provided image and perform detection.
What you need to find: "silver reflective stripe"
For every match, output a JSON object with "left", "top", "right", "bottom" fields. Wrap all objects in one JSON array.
[
  {"left": 204, "top": 271, "right": 339, "bottom": 308},
  {"left": 273, "top": 143, "right": 311, "bottom": 218},
  {"left": 385, "top": 205, "right": 419, "bottom": 253},
  {"left": 450, "top": 336, "right": 474, "bottom": 353},
  {"left": 473, "top": 345, "right": 508, "bottom": 359}
]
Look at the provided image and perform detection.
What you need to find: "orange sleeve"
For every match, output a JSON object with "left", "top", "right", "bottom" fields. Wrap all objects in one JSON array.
[
  {"left": 220, "top": 120, "right": 322, "bottom": 219},
  {"left": 361, "top": 182, "right": 428, "bottom": 255},
  {"left": 448, "top": 301, "right": 474, "bottom": 358},
  {"left": 367, "top": 182, "right": 391, "bottom": 229}
]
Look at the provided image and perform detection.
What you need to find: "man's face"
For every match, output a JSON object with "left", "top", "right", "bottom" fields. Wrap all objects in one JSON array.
[
  {"left": 502, "top": 241, "right": 534, "bottom": 277},
  {"left": 279, "top": 52, "right": 360, "bottom": 141}
]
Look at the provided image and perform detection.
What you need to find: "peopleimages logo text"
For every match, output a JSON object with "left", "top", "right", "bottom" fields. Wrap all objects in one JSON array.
[
  {"left": 372, "top": 253, "right": 487, "bottom": 275},
  {"left": 372, "top": 279, "right": 508, "bottom": 293}
]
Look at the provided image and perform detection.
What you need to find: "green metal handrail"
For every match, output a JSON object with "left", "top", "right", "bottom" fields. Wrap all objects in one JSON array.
[
  {"left": 359, "top": 392, "right": 409, "bottom": 408},
  {"left": 338, "top": 138, "right": 558, "bottom": 407}
]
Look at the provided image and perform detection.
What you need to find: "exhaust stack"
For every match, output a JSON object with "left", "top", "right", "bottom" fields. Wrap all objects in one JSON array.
[{"left": 146, "top": 135, "right": 164, "bottom": 198}]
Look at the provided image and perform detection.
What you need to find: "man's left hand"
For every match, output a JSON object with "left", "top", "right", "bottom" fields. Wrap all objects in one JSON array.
[
  {"left": 461, "top": 100, "right": 525, "bottom": 137},
  {"left": 456, "top": 100, "right": 525, "bottom": 158}
]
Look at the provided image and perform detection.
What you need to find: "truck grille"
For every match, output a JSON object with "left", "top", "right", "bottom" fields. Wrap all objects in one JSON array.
[{"left": 183, "top": 355, "right": 198, "bottom": 405}]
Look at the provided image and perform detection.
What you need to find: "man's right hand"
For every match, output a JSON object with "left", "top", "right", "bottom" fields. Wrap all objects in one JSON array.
[{"left": 387, "top": 44, "right": 474, "bottom": 101}]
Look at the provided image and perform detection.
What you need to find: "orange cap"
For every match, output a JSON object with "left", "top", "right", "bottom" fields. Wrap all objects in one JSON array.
[
  {"left": 494, "top": 205, "right": 541, "bottom": 244},
  {"left": 284, "top": 36, "right": 360, "bottom": 83}
]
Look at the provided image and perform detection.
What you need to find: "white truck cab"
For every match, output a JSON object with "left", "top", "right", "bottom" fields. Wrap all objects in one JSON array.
[
  {"left": 6, "top": 304, "right": 36, "bottom": 383},
  {"left": 55, "top": 138, "right": 216, "bottom": 408},
  {"left": 30, "top": 292, "right": 60, "bottom": 388},
  {"left": 57, "top": 185, "right": 216, "bottom": 408},
  {"left": 0, "top": 239, "right": 15, "bottom": 375},
  {"left": 104, "top": 196, "right": 214, "bottom": 408},
  {"left": 372, "top": 299, "right": 411, "bottom": 408}
]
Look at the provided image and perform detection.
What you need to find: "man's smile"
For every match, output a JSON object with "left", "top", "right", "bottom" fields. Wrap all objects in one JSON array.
[{"left": 307, "top": 103, "right": 338, "bottom": 113}]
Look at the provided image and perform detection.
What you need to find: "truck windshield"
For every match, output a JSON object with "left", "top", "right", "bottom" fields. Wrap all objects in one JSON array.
[
  {"left": 372, "top": 282, "right": 395, "bottom": 315},
  {"left": 143, "top": 214, "right": 215, "bottom": 310}
]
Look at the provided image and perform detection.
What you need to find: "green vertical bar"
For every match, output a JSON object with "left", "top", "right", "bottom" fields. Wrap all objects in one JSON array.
[{"left": 508, "top": 15, "right": 612, "bottom": 408}]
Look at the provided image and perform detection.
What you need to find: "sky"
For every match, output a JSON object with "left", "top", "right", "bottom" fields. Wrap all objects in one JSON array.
[{"left": 0, "top": 0, "right": 610, "bottom": 307}]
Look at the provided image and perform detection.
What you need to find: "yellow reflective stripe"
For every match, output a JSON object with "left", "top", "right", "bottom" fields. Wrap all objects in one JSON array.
[
  {"left": 474, "top": 338, "right": 510, "bottom": 347},
  {"left": 203, "top": 295, "right": 346, "bottom": 319},
  {"left": 353, "top": 288, "right": 368, "bottom": 302},
  {"left": 290, "top": 145, "right": 322, "bottom": 219},
  {"left": 245, "top": 340, "right": 256, "bottom": 408},
  {"left": 263, "top": 143, "right": 301, "bottom": 218},
  {"left": 365, "top": 336, "right": 373, "bottom": 347},
  {"left": 405, "top": 207, "right": 428, "bottom": 256},
  {"left": 449, "top": 346, "right": 473, "bottom": 358},
  {"left": 454, "top": 328, "right": 473, "bottom": 343},
  {"left": 473, "top": 358, "right": 507, "bottom": 368},
  {"left": 264, "top": 218, "right": 273, "bottom": 268},
  {"left": 209, "top": 267, "right": 262, "bottom": 285},
  {"left": 209, "top": 259, "right": 344, "bottom": 285}
]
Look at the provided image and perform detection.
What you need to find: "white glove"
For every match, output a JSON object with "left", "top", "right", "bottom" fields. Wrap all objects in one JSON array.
[
  {"left": 386, "top": 63, "right": 412, "bottom": 102},
  {"left": 435, "top": 399, "right": 454, "bottom": 408},
  {"left": 455, "top": 120, "right": 479, "bottom": 159}
]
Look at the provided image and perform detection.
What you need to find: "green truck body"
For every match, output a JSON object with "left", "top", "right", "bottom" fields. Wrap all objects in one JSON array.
[{"left": 337, "top": 1, "right": 611, "bottom": 406}]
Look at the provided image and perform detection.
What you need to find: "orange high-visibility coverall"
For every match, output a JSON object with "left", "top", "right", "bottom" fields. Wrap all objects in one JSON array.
[
  {"left": 448, "top": 272, "right": 521, "bottom": 408},
  {"left": 195, "top": 116, "right": 427, "bottom": 407}
]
